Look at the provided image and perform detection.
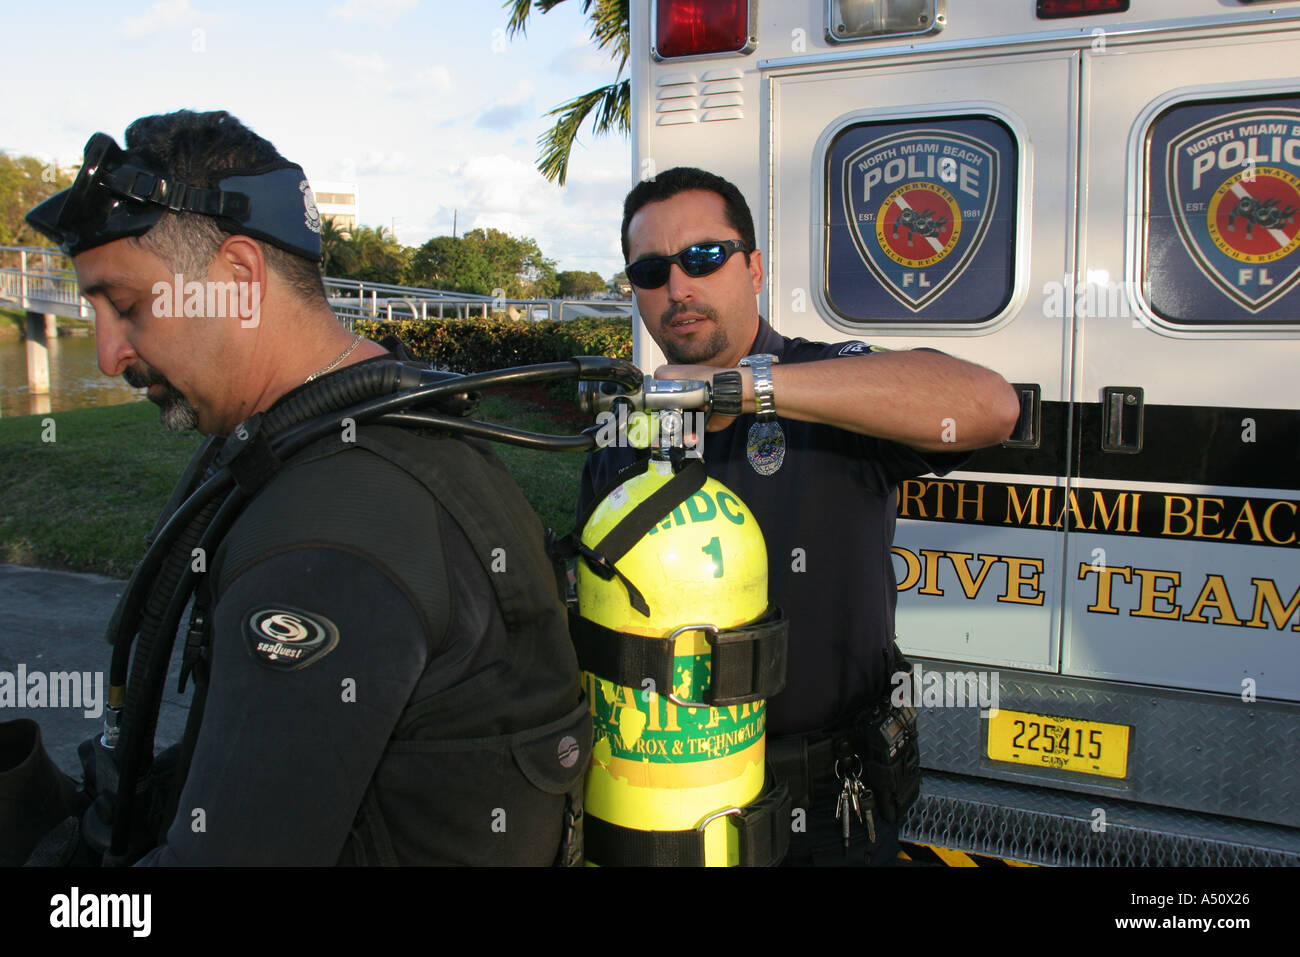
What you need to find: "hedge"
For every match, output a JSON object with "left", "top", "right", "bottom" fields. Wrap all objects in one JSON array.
[{"left": 353, "top": 316, "right": 633, "bottom": 373}]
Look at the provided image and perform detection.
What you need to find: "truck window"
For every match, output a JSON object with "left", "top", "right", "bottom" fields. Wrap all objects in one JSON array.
[
  {"left": 823, "top": 114, "right": 1017, "bottom": 325},
  {"left": 1143, "top": 92, "right": 1300, "bottom": 326}
]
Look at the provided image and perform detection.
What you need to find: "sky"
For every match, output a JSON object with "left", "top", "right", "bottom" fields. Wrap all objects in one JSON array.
[{"left": 1, "top": 0, "right": 633, "bottom": 280}]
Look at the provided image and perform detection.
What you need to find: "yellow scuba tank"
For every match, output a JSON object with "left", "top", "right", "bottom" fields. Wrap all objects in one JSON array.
[{"left": 574, "top": 454, "right": 787, "bottom": 866}]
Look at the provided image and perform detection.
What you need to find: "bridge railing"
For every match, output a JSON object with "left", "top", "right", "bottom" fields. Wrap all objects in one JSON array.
[
  {"left": 326, "top": 276, "right": 553, "bottom": 325},
  {"left": 324, "top": 277, "right": 632, "bottom": 325},
  {"left": 0, "top": 254, "right": 91, "bottom": 318},
  {"left": 0, "top": 246, "right": 631, "bottom": 326}
]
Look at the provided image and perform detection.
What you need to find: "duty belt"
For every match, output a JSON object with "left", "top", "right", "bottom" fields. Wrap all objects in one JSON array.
[
  {"left": 766, "top": 690, "right": 920, "bottom": 829},
  {"left": 766, "top": 726, "right": 850, "bottom": 814}
]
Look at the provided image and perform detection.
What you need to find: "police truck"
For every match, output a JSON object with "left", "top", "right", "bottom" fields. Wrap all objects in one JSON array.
[{"left": 628, "top": 0, "right": 1300, "bottom": 865}]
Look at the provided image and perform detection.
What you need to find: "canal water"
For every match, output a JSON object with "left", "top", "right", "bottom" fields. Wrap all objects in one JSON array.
[{"left": 0, "top": 335, "right": 143, "bottom": 417}]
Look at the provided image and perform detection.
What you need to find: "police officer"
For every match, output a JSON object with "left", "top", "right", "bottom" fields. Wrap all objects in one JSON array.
[
  {"left": 580, "top": 167, "right": 1019, "bottom": 865},
  {"left": 25, "top": 110, "right": 589, "bottom": 865}
]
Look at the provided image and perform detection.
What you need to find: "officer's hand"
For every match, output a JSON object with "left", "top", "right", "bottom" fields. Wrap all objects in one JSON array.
[{"left": 654, "top": 363, "right": 746, "bottom": 432}]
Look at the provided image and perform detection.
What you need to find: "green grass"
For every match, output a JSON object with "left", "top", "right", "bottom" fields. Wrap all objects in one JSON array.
[
  {"left": 0, "top": 388, "right": 586, "bottom": 578},
  {"left": 1, "top": 308, "right": 26, "bottom": 341},
  {"left": 0, "top": 403, "right": 204, "bottom": 576},
  {"left": 0, "top": 307, "right": 95, "bottom": 341},
  {"left": 475, "top": 387, "right": 587, "bottom": 535}
]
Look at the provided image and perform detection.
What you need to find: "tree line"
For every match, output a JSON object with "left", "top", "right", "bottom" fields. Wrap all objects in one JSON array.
[
  {"left": 325, "top": 220, "right": 613, "bottom": 299},
  {"left": 0, "top": 153, "right": 75, "bottom": 246},
  {"left": 0, "top": 151, "right": 618, "bottom": 299}
]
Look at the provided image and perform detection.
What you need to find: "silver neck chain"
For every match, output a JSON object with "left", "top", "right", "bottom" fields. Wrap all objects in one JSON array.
[{"left": 304, "top": 334, "right": 363, "bottom": 383}]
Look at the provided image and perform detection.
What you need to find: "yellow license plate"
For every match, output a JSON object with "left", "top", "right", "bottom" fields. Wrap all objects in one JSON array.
[{"left": 986, "top": 709, "right": 1131, "bottom": 779}]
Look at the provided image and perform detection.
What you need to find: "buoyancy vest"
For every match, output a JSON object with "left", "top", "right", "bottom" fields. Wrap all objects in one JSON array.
[{"left": 310, "top": 426, "right": 591, "bottom": 865}]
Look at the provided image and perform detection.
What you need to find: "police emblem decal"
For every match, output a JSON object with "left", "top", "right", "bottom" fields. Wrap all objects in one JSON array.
[
  {"left": 841, "top": 129, "right": 1000, "bottom": 311},
  {"left": 746, "top": 420, "right": 786, "bottom": 476},
  {"left": 300, "top": 180, "right": 321, "bottom": 234},
  {"left": 1165, "top": 106, "right": 1300, "bottom": 313},
  {"left": 244, "top": 606, "right": 339, "bottom": 671}
]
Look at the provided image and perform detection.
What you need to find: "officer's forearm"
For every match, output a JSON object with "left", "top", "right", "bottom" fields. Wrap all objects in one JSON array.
[
  {"left": 658, "top": 352, "right": 1020, "bottom": 451},
  {"left": 764, "top": 352, "right": 1020, "bottom": 451}
]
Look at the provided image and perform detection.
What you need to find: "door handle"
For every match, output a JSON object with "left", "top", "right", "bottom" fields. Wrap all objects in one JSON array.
[
  {"left": 1002, "top": 383, "right": 1041, "bottom": 448},
  {"left": 1101, "top": 386, "right": 1144, "bottom": 453}
]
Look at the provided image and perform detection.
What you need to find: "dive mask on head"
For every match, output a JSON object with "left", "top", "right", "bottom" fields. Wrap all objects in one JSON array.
[{"left": 25, "top": 132, "right": 323, "bottom": 261}]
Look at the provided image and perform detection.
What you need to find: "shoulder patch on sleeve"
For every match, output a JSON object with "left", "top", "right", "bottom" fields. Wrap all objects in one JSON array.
[
  {"left": 838, "top": 341, "right": 889, "bottom": 356},
  {"left": 243, "top": 606, "right": 340, "bottom": 671}
]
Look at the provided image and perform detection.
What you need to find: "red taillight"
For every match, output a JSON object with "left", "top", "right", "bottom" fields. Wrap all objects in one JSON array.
[
  {"left": 655, "top": 0, "right": 751, "bottom": 59},
  {"left": 1036, "top": 0, "right": 1130, "bottom": 18}
]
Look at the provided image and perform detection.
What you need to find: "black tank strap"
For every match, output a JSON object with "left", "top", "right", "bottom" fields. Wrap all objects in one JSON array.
[
  {"left": 572, "top": 451, "right": 653, "bottom": 537},
  {"left": 591, "top": 458, "right": 706, "bottom": 568},
  {"left": 569, "top": 606, "right": 788, "bottom": 707},
  {"left": 584, "top": 773, "right": 791, "bottom": 867},
  {"left": 551, "top": 458, "right": 708, "bottom": 618}
]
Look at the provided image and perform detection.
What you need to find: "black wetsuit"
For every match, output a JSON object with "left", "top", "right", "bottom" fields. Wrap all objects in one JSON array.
[{"left": 137, "top": 367, "right": 589, "bottom": 865}]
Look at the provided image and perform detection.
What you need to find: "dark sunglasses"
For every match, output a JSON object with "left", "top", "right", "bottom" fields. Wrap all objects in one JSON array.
[{"left": 625, "top": 239, "right": 749, "bottom": 289}]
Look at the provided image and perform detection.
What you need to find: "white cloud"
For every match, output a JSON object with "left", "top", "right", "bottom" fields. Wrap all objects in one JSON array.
[
  {"left": 433, "top": 153, "right": 627, "bottom": 276},
  {"left": 413, "top": 65, "right": 453, "bottom": 94},
  {"left": 452, "top": 153, "right": 559, "bottom": 218},
  {"left": 361, "top": 150, "right": 629, "bottom": 277},
  {"left": 549, "top": 30, "right": 621, "bottom": 76},
  {"left": 328, "top": 51, "right": 391, "bottom": 78},
  {"left": 121, "top": 0, "right": 202, "bottom": 38},
  {"left": 328, "top": 53, "right": 454, "bottom": 105},
  {"left": 474, "top": 79, "right": 535, "bottom": 131},
  {"left": 475, "top": 103, "right": 529, "bottom": 131},
  {"left": 328, "top": 0, "right": 418, "bottom": 26},
  {"left": 358, "top": 150, "right": 411, "bottom": 176}
]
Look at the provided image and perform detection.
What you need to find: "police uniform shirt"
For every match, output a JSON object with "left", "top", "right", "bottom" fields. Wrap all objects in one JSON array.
[{"left": 579, "top": 317, "right": 966, "bottom": 736}]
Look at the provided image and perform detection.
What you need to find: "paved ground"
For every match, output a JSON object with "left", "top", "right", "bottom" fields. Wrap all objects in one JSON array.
[{"left": 0, "top": 563, "right": 191, "bottom": 779}]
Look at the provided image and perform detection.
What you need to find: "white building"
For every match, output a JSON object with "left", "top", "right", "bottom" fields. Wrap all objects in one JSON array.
[{"left": 311, "top": 181, "right": 359, "bottom": 235}]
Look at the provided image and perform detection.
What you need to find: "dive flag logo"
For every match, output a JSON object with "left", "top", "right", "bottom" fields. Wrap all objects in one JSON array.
[
  {"left": 1169, "top": 108, "right": 1300, "bottom": 312},
  {"left": 842, "top": 130, "right": 998, "bottom": 311}
]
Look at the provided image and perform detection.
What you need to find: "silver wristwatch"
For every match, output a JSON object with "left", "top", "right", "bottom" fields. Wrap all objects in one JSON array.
[{"left": 738, "top": 353, "right": 779, "bottom": 420}]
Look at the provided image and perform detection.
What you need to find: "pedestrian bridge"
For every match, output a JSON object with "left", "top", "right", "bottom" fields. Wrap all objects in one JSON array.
[
  {"left": 0, "top": 245, "right": 632, "bottom": 326},
  {"left": 0, "top": 247, "right": 90, "bottom": 321}
]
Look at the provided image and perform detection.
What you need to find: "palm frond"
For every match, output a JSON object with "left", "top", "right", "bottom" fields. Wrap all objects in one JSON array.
[
  {"left": 507, "top": 0, "right": 632, "bottom": 183},
  {"left": 587, "top": 0, "right": 629, "bottom": 75},
  {"left": 536, "top": 79, "right": 630, "bottom": 185},
  {"left": 504, "top": 0, "right": 575, "bottom": 38}
]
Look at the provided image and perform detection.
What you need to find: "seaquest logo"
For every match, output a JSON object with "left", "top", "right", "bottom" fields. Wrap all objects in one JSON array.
[
  {"left": 842, "top": 130, "right": 999, "bottom": 310},
  {"left": 243, "top": 607, "right": 339, "bottom": 671},
  {"left": 1168, "top": 107, "right": 1300, "bottom": 311}
]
